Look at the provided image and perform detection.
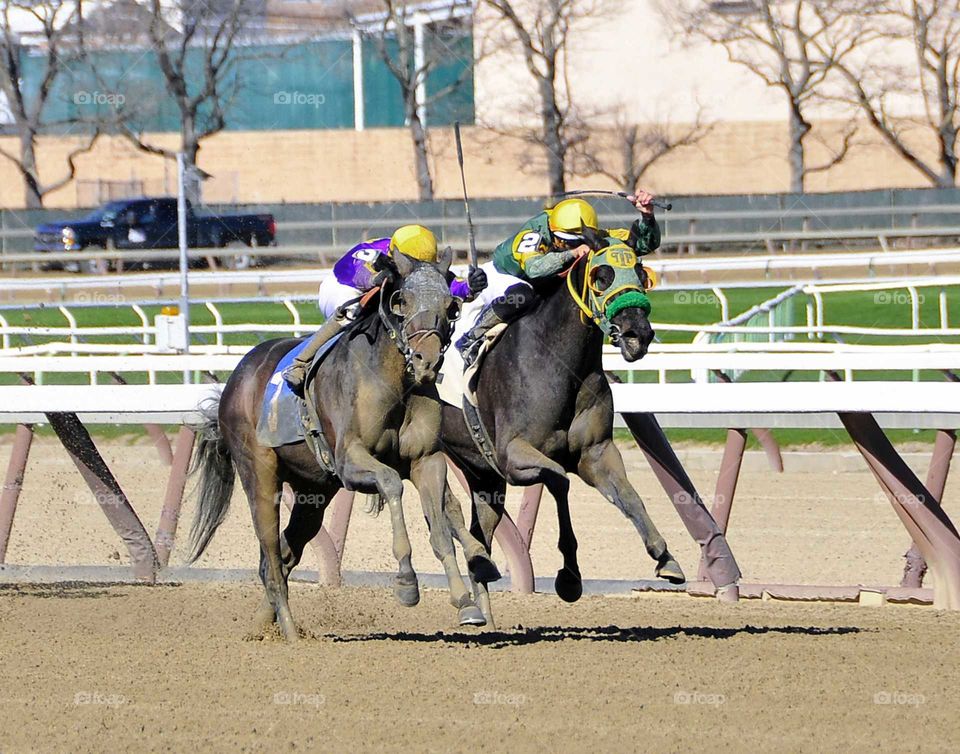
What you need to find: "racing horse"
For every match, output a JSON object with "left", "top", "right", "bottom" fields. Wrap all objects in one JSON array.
[
  {"left": 186, "top": 248, "right": 481, "bottom": 640},
  {"left": 439, "top": 243, "right": 687, "bottom": 627}
]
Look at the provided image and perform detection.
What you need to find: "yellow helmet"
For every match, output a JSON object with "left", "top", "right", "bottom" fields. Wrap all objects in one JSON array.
[
  {"left": 390, "top": 224, "right": 438, "bottom": 262},
  {"left": 548, "top": 199, "right": 599, "bottom": 241}
]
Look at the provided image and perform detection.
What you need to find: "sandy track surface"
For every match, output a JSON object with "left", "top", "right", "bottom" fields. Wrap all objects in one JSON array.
[
  {"left": 2, "top": 437, "right": 959, "bottom": 752},
  {"left": 0, "top": 583, "right": 958, "bottom": 752},
  {"left": 1, "top": 436, "right": 954, "bottom": 587}
]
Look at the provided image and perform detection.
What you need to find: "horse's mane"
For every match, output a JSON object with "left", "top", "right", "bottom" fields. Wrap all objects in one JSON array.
[{"left": 344, "top": 273, "right": 396, "bottom": 345}]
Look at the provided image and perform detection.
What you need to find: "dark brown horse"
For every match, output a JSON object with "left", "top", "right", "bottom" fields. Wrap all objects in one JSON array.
[
  {"left": 186, "top": 249, "right": 483, "bottom": 640},
  {"left": 438, "top": 249, "right": 686, "bottom": 627}
]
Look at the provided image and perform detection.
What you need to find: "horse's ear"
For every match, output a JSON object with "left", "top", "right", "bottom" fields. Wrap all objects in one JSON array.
[
  {"left": 582, "top": 226, "right": 604, "bottom": 251},
  {"left": 393, "top": 250, "right": 415, "bottom": 278},
  {"left": 438, "top": 245, "right": 453, "bottom": 276}
]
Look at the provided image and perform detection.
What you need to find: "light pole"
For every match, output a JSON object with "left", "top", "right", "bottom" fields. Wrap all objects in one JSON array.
[{"left": 176, "top": 153, "right": 190, "bottom": 381}]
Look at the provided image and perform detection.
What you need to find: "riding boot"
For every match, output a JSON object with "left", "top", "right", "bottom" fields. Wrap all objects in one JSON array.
[
  {"left": 456, "top": 306, "right": 508, "bottom": 368},
  {"left": 283, "top": 314, "right": 346, "bottom": 395}
]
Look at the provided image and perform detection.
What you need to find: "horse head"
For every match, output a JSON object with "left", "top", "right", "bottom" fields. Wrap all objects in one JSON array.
[
  {"left": 385, "top": 245, "right": 460, "bottom": 385},
  {"left": 579, "top": 243, "right": 655, "bottom": 362}
]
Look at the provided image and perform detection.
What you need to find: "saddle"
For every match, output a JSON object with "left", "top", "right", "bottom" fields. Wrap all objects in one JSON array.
[
  {"left": 255, "top": 333, "right": 344, "bottom": 474},
  {"left": 256, "top": 288, "right": 384, "bottom": 474}
]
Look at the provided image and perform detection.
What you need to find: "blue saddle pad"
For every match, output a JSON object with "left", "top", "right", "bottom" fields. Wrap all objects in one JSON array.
[{"left": 256, "top": 333, "right": 343, "bottom": 448}]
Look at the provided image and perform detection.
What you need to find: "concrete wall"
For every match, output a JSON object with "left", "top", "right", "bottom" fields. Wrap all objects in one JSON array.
[{"left": 0, "top": 118, "right": 941, "bottom": 210}]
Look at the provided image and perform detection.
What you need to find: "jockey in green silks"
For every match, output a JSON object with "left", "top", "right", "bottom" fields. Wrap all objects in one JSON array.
[{"left": 456, "top": 190, "right": 661, "bottom": 366}]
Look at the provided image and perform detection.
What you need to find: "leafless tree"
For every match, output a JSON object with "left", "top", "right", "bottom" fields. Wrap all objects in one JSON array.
[
  {"left": 574, "top": 105, "right": 714, "bottom": 194},
  {"left": 830, "top": 1, "right": 960, "bottom": 187},
  {"left": 114, "top": 0, "right": 256, "bottom": 204},
  {"left": 354, "top": 0, "right": 475, "bottom": 201},
  {"left": 482, "top": 0, "right": 611, "bottom": 196},
  {"left": 659, "top": 0, "right": 876, "bottom": 193},
  {"left": 0, "top": 0, "right": 100, "bottom": 208}
]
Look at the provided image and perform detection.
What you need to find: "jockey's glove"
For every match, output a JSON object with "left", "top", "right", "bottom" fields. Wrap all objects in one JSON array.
[{"left": 467, "top": 266, "right": 488, "bottom": 294}]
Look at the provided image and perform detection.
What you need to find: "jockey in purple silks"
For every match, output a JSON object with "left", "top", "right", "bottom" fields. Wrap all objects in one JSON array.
[{"left": 283, "top": 224, "right": 486, "bottom": 394}]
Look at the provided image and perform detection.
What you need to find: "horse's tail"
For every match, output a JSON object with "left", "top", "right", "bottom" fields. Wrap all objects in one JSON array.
[{"left": 186, "top": 396, "right": 236, "bottom": 563}]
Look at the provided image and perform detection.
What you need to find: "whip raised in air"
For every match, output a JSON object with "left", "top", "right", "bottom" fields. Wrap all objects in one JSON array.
[
  {"left": 559, "top": 189, "right": 673, "bottom": 212},
  {"left": 453, "top": 121, "right": 479, "bottom": 270}
]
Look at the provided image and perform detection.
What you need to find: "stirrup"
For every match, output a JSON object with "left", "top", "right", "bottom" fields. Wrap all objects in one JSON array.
[{"left": 458, "top": 337, "right": 482, "bottom": 367}]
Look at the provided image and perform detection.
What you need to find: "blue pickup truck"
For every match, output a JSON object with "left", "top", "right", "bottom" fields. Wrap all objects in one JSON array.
[{"left": 34, "top": 197, "right": 276, "bottom": 271}]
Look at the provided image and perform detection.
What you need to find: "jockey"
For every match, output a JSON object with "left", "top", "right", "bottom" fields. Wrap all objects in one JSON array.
[
  {"left": 456, "top": 191, "right": 659, "bottom": 366},
  {"left": 284, "top": 223, "right": 487, "bottom": 393}
]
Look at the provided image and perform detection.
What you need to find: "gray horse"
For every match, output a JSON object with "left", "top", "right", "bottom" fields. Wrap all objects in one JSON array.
[{"left": 186, "top": 249, "right": 483, "bottom": 640}]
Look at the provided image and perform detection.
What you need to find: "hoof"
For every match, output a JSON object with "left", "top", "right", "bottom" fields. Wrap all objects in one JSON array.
[
  {"left": 394, "top": 581, "right": 421, "bottom": 607},
  {"left": 468, "top": 554, "right": 502, "bottom": 584},
  {"left": 716, "top": 583, "right": 739, "bottom": 603},
  {"left": 458, "top": 604, "right": 487, "bottom": 626},
  {"left": 656, "top": 554, "right": 686, "bottom": 584},
  {"left": 555, "top": 567, "right": 582, "bottom": 603}
]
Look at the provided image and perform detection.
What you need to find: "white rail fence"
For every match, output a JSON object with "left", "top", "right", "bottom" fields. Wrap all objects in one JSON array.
[{"left": 2, "top": 276, "right": 958, "bottom": 356}]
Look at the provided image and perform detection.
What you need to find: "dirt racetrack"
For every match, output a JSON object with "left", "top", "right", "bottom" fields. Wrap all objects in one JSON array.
[
  {"left": 1, "top": 584, "right": 959, "bottom": 752},
  {"left": 2, "top": 436, "right": 960, "bottom": 751}
]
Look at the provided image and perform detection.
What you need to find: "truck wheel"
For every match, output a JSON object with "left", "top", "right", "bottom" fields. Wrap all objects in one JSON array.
[
  {"left": 87, "top": 243, "right": 110, "bottom": 275},
  {"left": 221, "top": 238, "right": 254, "bottom": 270}
]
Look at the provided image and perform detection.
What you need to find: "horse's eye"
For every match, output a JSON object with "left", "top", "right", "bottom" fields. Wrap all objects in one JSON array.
[
  {"left": 591, "top": 265, "right": 615, "bottom": 291},
  {"left": 390, "top": 290, "right": 405, "bottom": 314},
  {"left": 447, "top": 300, "right": 462, "bottom": 321}
]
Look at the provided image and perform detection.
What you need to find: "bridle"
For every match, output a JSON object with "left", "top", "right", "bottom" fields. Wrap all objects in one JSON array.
[
  {"left": 562, "top": 247, "right": 652, "bottom": 346},
  {"left": 378, "top": 273, "right": 459, "bottom": 372}
]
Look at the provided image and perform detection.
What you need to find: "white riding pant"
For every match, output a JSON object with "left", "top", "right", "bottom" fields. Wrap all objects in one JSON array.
[
  {"left": 475, "top": 261, "right": 532, "bottom": 308},
  {"left": 317, "top": 276, "right": 362, "bottom": 319}
]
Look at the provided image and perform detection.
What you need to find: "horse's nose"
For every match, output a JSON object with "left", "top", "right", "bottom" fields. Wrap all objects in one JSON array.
[{"left": 410, "top": 351, "right": 439, "bottom": 384}]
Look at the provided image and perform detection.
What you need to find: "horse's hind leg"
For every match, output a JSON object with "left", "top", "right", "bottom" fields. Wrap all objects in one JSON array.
[
  {"left": 236, "top": 448, "right": 299, "bottom": 641},
  {"left": 409, "top": 454, "right": 484, "bottom": 626},
  {"left": 339, "top": 443, "right": 419, "bottom": 606},
  {"left": 578, "top": 440, "right": 685, "bottom": 584},
  {"left": 444, "top": 482, "right": 501, "bottom": 584},
  {"left": 281, "top": 478, "right": 337, "bottom": 577}
]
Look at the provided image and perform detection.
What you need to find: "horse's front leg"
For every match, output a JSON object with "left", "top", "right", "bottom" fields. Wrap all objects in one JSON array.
[
  {"left": 503, "top": 438, "right": 582, "bottom": 603},
  {"left": 338, "top": 442, "right": 419, "bottom": 606},
  {"left": 408, "top": 453, "right": 485, "bottom": 626},
  {"left": 401, "top": 393, "right": 484, "bottom": 625},
  {"left": 577, "top": 439, "right": 685, "bottom": 584}
]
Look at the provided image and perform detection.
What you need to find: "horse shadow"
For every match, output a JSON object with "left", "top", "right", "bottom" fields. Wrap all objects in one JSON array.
[{"left": 330, "top": 623, "right": 863, "bottom": 648}]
